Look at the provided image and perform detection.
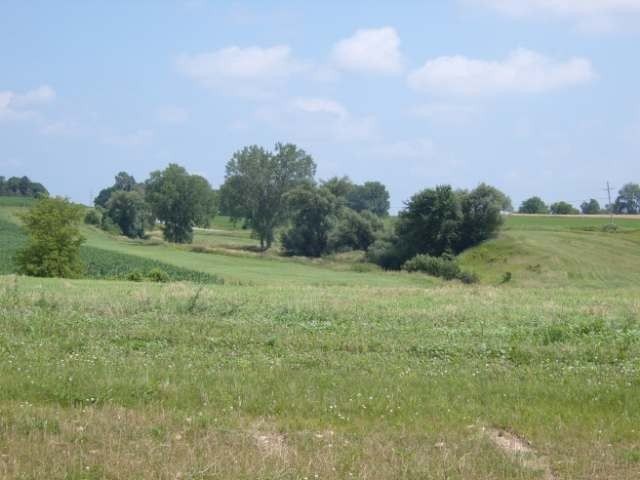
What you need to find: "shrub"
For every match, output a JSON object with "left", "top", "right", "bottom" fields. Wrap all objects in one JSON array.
[
  {"left": 501, "top": 271, "right": 513, "bottom": 284},
  {"left": 147, "top": 268, "right": 170, "bottom": 283},
  {"left": 16, "top": 197, "right": 85, "bottom": 278},
  {"left": 126, "top": 270, "right": 144, "bottom": 282},
  {"left": 328, "top": 209, "right": 383, "bottom": 252},
  {"left": 457, "top": 271, "right": 479, "bottom": 284},
  {"left": 100, "top": 215, "right": 121, "bottom": 235},
  {"left": 402, "top": 254, "right": 461, "bottom": 280},
  {"left": 84, "top": 209, "right": 102, "bottom": 225},
  {"left": 365, "top": 234, "right": 407, "bottom": 270}
]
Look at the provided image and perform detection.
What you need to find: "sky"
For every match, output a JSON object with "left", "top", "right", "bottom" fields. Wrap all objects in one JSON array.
[{"left": 1, "top": 0, "right": 640, "bottom": 211}]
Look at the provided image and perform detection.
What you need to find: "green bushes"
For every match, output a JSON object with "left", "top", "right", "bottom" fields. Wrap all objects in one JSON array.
[{"left": 402, "top": 254, "right": 478, "bottom": 283}]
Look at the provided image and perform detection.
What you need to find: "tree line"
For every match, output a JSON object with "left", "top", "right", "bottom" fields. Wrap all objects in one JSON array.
[
  {"left": 0, "top": 176, "right": 48, "bottom": 198},
  {"left": 518, "top": 183, "right": 640, "bottom": 215},
  {"left": 8, "top": 142, "right": 640, "bottom": 279}
]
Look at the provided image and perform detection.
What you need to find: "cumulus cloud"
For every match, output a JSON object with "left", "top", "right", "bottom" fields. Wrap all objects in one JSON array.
[
  {"left": 0, "top": 85, "right": 55, "bottom": 121},
  {"left": 254, "top": 97, "right": 376, "bottom": 143},
  {"left": 408, "top": 48, "right": 595, "bottom": 96},
  {"left": 176, "top": 45, "right": 305, "bottom": 97},
  {"left": 470, "top": 0, "right": 640, "bottom": 31},
  {"left": 331, "top": 27, "right": 404, "bottom": 74}
]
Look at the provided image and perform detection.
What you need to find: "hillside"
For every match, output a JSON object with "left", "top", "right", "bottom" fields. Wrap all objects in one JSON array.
[{"left": 459, "top": 214, "right": 640, "bottom": 287}]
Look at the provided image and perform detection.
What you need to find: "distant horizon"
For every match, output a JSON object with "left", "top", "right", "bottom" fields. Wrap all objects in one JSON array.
[{"left": 1, "top": 1, "right": 639, "bottom": 213}]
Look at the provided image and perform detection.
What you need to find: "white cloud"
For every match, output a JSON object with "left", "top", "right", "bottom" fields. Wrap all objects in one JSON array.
[
  {"left": 331, "top": 27, "right": 404, "bottom": 74},
  {"left": 292, "top": 98, "right": 348, "bottom": 117},
  {"left": 156, "top": 106, "right": 189, "bottom": 124},
  {"left": 408, "top": 48, "right": 595, "bottom": 96},
  {"left": 409, "top": 103, "right": 479, "bottom": 124},
  {"left": 254, "top": 97, "right": 376, "bottom": 143},
  {"left": 176, "top": 45, "right": 304, "bottom": 97},
  {"left": 0, "top": 85, "right": 55, "bottom": 121},
  {"left": 470, "top": 0, "right": 640, "bottom": 31},
  {"left": 103, "top": 129, "right": 154, "bottom": 147}
]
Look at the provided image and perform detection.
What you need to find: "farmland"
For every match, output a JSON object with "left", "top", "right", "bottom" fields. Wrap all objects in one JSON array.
[{"left": 1, "top": 199, "right": 640, "bottom": 479}]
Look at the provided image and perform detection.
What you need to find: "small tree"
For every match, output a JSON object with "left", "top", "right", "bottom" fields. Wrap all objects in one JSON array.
[
  {"left": 550, "top": 201, "right": 578, "bottom": 215},
  {"left": 518, "top": 196, "right": 549, "bottom": 214},
  {"left": 105, "top": 190, "right": 149, "bottom": 238},
  {"left": 329, "top": 209, "right": 383, "bottom": 252},
  {"left": 145, "top": 164, "right": 216, "bottom": 243},
  {"left": 456, "top": 184, "right": 504, "bottom": 251},
  {"left": 581, "top": 198, "right": 601, "bottom": 215},
  {"left": 281, "top": 185, "right": 338, "bottom": 257},
  {"left": 16, "top": 197, "right": 85, "bottom": 278}
]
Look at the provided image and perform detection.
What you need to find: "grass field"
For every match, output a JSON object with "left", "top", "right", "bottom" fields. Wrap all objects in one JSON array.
[{"left": 1, "top": 198, "right": 640, "bottom": 479}]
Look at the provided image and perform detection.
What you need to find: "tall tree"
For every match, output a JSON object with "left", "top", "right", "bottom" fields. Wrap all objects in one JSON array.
[
  {"left": 145, "top": 164, "right": 215, "bottom": 243},
  {"left": 220, "top": 143, "right": 316, "bottom": 250},
  {"left": 346, "top": 181, "right": 391, "bottom": 216},
  {"left": 550, "top": 201, "right": 578, "bottom": 215},
  {"left": 16, "top": 197, "right": 85, "bottom": 278},
  {"left": 613, "top": 183, "right": 640, "bottom": 214}
]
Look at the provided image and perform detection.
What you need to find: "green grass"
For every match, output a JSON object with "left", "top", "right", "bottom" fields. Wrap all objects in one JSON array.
[
  {"left": 1, "top": 201, "right": 640, "bottom": 478},
  {"left": 459, "top": 214, "right": 640, "bottom": 287},
  {"left": 0, "top": 276, "right": 638, "bottom": 478}
]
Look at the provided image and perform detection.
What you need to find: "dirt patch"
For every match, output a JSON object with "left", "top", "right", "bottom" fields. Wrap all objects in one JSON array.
[{"left": 485, "top": 427, "right": 556, "bottom": 480}]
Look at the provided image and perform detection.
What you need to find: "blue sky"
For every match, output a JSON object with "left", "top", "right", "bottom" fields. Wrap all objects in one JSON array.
[{"left": 1, "top": 0, "right": 639, "bottom": 211}]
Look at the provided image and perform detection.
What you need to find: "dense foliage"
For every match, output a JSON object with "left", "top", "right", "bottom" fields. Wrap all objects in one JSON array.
[
  {"left": 220, "top": 143, "right": 316, "bottom": 250},
  {"left": 368, "top": 184, "right": 506, "bottom": 269},
  {"left": 581, "top": 198, "right": 601, "bottom": 215},
  {"left": 550, "top": 201, "right": 579, "bottom": 215},
  {"left": 321, "top": 176, "right": 390, "bottom": 216},
  {"left": 519, "top": 196, "right": 549, "bottom": 214},
  {"left": 0, "top": 175, "right": 48, "bottom": 198},
  {"left": 145, "top": 164, "right": 216, "bottom": 243},
  {"left": 16, "top": 197, "right": 85, "bottom": 278},
  {"left": 613, "top": 183, "right": 640, "bottom": 214},
  {"left": 281, "top": 185, "right": 338, "bottom": 257}
]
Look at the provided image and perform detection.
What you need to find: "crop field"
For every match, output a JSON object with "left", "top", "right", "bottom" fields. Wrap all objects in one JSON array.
[{"left": 1, "top": 200, "right": 640, "bottom": 479}]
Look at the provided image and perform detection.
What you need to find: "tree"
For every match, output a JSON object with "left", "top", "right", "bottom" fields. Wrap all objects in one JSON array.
[
  {"left": 16, "top": 197, "right": 85, "bottom": 278},
  {"left": 145, "top": 164, "right": 216, "bottom": 243},
  {"left": 0, "top": 176, "right": 48, "bottom": 198},
  {"left": 105, "top": 190, "right": 149, "bottom": 238},
  {"left": 94, "top": 171, "right": 139, "bottom": 208},
  {"left": 613, "top": 183, "right": 640, "bottom": 214},
  {"left": 329, "top": 209, "right": 383, "bottom": 252},
  {"left": 581, "top": 198, "right": 601, "bottom": 215},
  {"left": 456, "top": 184, "right": 504, "bottom": 251},
  {"left": 347, "top": 181, "right": 390, "bottom": 216},
  {"left": 550, "top": 201, "right": 578, "bottom": 215},
  {"left": 281, "top": 185, "right": 338, "bottom": 257},
  {"left": 518, "top": 196, "right": 549, "bottom": 214},
  {"left": 220, "top": 143, "right": 317, "bottom": 250},
  {"left": 396, "top": 185, "right": 461, "bottom": 260},
  {"left": 191, "top": 175, "right": 218, "bottom": 228},
  {"left": 321, "top": 176, "right": 354, "bottom": 200}
]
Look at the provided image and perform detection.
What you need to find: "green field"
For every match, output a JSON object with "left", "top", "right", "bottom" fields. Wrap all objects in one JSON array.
[{"left": 1, "top": 199, "right": 640, "bottom": 479}]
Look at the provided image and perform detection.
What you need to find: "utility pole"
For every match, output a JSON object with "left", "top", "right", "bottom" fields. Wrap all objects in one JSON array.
[{"left": 606, "top": 181, "right": 614, "bottom": 225}]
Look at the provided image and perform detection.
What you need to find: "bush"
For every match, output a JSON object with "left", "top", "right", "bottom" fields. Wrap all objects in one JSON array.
[
  {"left": 457, "top": 271, "right": 479, "bottom": 284},
  {"left": 84, "top": 209, "right": 102, "bottom": 225},
  {"left": 147, "top": 268, "right": 170, "bottom": 283},
  {"left": 16, "top": 197, "right": 85, "bottom": 278},
  {"left": 365, "top": 234, "right": 407, "bottom": 270},
  {"left": 126, "top": 270, "right": 144, "bottom": 282},
  {"left": 402, "top": 254, "right": 461, "bottom": 280},
  {"left": 100, "top": 215, "right": 121, "bottom": 235},
  {"left": 328, "top": 209, "right": 383, "bottom": 252}
]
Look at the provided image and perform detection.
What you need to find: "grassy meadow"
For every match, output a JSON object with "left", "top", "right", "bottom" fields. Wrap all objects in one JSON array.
[{"left": 1, "top": 198, "right": 640, "bottom": 479}]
